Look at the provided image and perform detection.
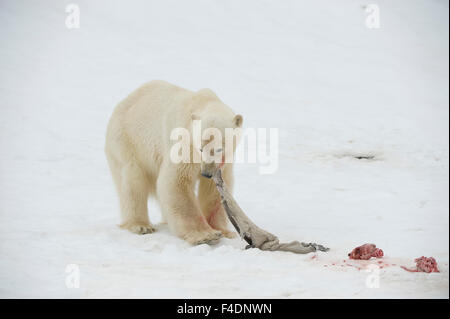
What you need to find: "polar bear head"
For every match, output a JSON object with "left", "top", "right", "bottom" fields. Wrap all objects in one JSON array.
[{"left": 191, "top": 109, "right": 243, "bottom": 178}]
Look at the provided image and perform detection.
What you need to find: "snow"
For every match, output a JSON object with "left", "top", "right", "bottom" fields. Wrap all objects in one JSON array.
[{"left": 0, "top": 0, "right": 448, "bottom": 298}]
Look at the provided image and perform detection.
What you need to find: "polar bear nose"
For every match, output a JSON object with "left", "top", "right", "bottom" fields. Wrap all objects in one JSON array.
[{"left": 201, "top": 172, "right": 212, "bottom": 179}]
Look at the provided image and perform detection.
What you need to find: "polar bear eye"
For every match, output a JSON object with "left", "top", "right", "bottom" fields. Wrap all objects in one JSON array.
[
  {"left": 216, "top": 148, "right": 222, "bottom": 153},
  {"left": 199, "top": 148, "right": 203, "bottom": 152}
]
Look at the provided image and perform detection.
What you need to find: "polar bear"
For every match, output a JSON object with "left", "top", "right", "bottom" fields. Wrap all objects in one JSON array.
[{"left": 105, "top": 80, "right": 243, "bottom": 245}]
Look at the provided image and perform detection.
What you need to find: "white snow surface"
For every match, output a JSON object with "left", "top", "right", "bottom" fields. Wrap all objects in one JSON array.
[{"left": 0, "top": 0, "right": 448, "bottom": 298}]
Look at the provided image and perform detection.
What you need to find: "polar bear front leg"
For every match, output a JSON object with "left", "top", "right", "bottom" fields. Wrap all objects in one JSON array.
[
  {"left": 198, "top": 165, "right": 236, "bottom": 239},
  {"left": 156, "top": 164, "right": 222, "bottom": 245}
]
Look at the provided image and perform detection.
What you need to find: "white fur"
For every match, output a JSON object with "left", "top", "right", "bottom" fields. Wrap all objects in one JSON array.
[{"left": 105, "top": 80, "right": 241, "bottom": 244}]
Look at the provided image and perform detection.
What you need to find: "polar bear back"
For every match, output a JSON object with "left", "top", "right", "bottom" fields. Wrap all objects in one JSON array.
[{"left": 105, "top": 80, "right": 235, "bottom": 176}]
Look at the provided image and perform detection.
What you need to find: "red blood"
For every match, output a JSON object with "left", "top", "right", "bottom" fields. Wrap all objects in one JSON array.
[
  {"left": 348, "top": 243, "right": 384, "bottom": 260},
  {"left": 401, "top": 256, "right": 439, "bottom": 273},
  {"left": 345, "top": 263, "right": 362, "bottom": 271},
  {"left": 207, "top": 200, "right": 221, "bottom": 225}
]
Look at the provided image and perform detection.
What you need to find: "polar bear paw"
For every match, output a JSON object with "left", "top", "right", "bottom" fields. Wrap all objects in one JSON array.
[
  {"left": 185, "top": 230, "right": 223, "bottom": 245},
  {"left": 219, "top": 229, "right": 237, "bottom": 239},
  {"left": 128, "top": 224, "right": 156, "bottom": 235}
]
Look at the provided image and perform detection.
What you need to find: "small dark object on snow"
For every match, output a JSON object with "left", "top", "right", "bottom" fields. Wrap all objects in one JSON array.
[
  {"left": 348, "top": 243, "right": 384, "bottom": 260},
  {"left": 354, "top": 155, "right": 375, "bottom": 160},
  {"left": 210, "top": 169, "right": 329, "bottom": 254}
]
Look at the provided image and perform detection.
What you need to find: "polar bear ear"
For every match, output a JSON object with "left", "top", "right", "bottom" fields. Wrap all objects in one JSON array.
[{"left": 234, "top": 114, "right": 243, "bottom": 127}]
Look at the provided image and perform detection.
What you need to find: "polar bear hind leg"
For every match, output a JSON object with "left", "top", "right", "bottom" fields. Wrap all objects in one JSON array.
[
  {"left": 106, "top": 141, "right": 155, "bottom": 234},
  {"left": 116, "top": 161, "right": 155, "bottom": 234}
]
